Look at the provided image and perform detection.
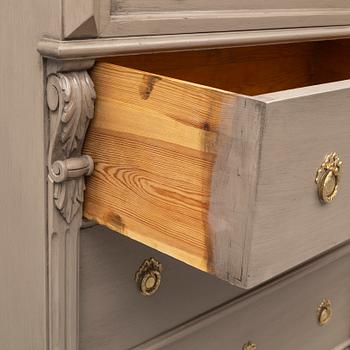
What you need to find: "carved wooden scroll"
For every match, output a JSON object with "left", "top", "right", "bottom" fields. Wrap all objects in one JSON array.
[
  {"left": 47, "top": 71, "right": 95, "bottom": 223},
  {"left": 47, "top": 66, "right": 95, "bottom": 350}
]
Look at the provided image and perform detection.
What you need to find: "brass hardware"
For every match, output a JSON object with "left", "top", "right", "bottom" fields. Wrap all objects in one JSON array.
[
  {"left": 242, "top": 342, "right": 257, "bottom": 350},
  {"left": 135, "top": 258, "right": 162, "bottom": 296},
  {"left": 317, "top": 299, "right": 332, "bottom": 326},
  {"left": 315, "top": 153, "right": 343, "bottom": 203}
]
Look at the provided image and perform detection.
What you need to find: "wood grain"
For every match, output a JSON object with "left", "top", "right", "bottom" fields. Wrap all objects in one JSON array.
[
  {"left": 314, "top": 39, "right": 350, "bottom": 83},
  {"left": 101, "top": 43, "right": 314, "bottom": 95},
  {"left": 83, "top": 62, "right": 239, "bottom": 274},
  {"left": 101, "top": 40, "right": 350, "bottom": 96}
]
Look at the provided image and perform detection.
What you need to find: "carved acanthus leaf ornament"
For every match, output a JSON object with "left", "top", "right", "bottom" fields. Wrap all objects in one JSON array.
[{"left": 47, "top": 71, "right": 96, "bottom": 223}]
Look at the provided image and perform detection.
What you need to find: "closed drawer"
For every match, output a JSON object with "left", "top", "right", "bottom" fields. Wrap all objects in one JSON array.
[
  {"left": 79, "top": 225, "right": 244, "bottom": 350},
  {"left": 84, "top": 39, "right": 350, "bottom": 288},
  {"left": 137, "top": 246, "right": 350, "bottom": 350}
]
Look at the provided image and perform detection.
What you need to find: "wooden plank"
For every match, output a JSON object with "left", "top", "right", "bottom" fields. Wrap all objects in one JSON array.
[
  {"left": 314, "top": 39, "right": 350, "bottom": 83},
  {"left": 101, "top": 42, "right": 317, "bottom": 95},
  {"left": 83, "top": 62, "right": 233, "bottom": 274},
  {"left": 83, "top": 62, "right": 264, "bottom": 282},
  {"left": 101, "top": 40, "right": 350, "bottom": 95}
]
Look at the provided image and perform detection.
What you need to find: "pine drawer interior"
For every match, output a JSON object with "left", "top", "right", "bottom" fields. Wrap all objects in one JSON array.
[
  {"left": 83, "top": 39, "right": 350, "bottom": 288},
  {"left": 98, "top": 39, "right": 350, "bottom": 95}
]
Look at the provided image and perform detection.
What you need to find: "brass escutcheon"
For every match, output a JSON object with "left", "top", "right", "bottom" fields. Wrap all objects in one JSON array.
[
  {"left": 317, "top": 299, "right": 332, "bottom": 326},
  {"left": 135, "top": 257, "right": 162, "bottom": 296},
  {"left": 315, "top": 153, "right": 343, "bottom": 203},
  {"left": 242, "top": 341, "right": 257, "bottom": 350}
]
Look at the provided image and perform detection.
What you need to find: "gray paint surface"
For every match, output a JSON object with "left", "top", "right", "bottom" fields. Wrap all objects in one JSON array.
[
  {"left": 112, "top": 0, "right": 350, "bottom": 12},
  {"left": 134, "top": 244, "right": 350, "bottom": 350},
  {"left": 163, "top": 252, "right": 350, "bottom": 350},
  {"left": 4, "top": 1, "right": 350, "bottom": 349},
  {"left": 37, "top": 26, "right": 350, "bottom": 60},
  {"left": 0, "top": 1, "right": 60, "bottom": 349},
  {"left": 105, "top": 0, "right": 350, "bottom": 37},
  {"left": 53, "top": 0, "right": 350, "bottom": 39},
  {"left": 79, "top": 226, "right": 245, "bottom": 350}
]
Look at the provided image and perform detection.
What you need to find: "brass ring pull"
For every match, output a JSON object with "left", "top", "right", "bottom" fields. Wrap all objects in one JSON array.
[
  {"left": 242, "top": 342, "right": 257, "bottom": 350},
  {"left": 135, "top": 258, "right": 162, "bottom": 296},
  {"left": 317, "top": 299, "right": 332, "bottom": 326},
  {"left": 315, "top": 153, "right": 342, "bottom": 203}
]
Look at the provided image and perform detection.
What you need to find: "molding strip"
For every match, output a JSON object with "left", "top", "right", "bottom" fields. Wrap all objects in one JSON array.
[
  {"left": 38, "top": 26, "right": 350, "bottom": 59},
  {"left": 332, "top": 339, "right": 350, "bottom": 350}
]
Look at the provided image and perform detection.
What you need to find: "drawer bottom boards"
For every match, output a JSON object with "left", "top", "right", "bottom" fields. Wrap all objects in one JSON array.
[{"left": 80, "top": 228, "right": 350, "bottom": 350}]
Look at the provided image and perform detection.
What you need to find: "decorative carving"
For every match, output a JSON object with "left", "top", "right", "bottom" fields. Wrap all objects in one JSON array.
[
  {"left": 46, "top": 65, "right": 96, "bottom": 350},
  {"left": 47, "top": 71, "right": 96, "bottom": 222}
]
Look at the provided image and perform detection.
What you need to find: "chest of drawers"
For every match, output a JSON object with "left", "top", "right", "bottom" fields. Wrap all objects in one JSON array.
[{"left": 3, "top": 1, "right": 350, "bottom": 350}]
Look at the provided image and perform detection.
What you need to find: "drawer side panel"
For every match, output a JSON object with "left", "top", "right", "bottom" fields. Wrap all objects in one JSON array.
[{"left": 83, "top": 62, "right": 253, "bottom": 280}]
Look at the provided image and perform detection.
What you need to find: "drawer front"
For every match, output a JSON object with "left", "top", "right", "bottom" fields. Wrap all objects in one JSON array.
[
  {"left": 142, "top": 249, "right": 350, "bottom": 350},
  {"left": 248, "top": 83, "right": 350, "bottom": 286},
  {"left": 103, "top": 1, "right": 350, "bottom": 37},
  {"left": 79, "top": 226, "right": 244, "bottom": 350},
  {"left": 63, "top": 0, "right": 350, "bottom": 38}
]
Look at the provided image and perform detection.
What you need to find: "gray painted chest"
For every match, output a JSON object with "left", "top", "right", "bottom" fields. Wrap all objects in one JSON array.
[{"left": 2, "top": 1, "right": 350, "bottom": 350}]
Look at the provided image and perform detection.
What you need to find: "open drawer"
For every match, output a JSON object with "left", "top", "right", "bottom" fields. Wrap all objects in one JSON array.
[{"left": 83, "top": 40, "right": 350, "bottom": 288}]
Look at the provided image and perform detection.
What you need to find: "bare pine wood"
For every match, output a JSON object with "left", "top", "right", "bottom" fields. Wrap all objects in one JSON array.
[
  {"left": 100, "top": 43, "right": 315, "bottom": 95},
  {"left": 83, "top": 62, "right": 241, "bottom": 274},
  {"left": 101, "top": 40, "right": 350, "bottom": 95}
]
